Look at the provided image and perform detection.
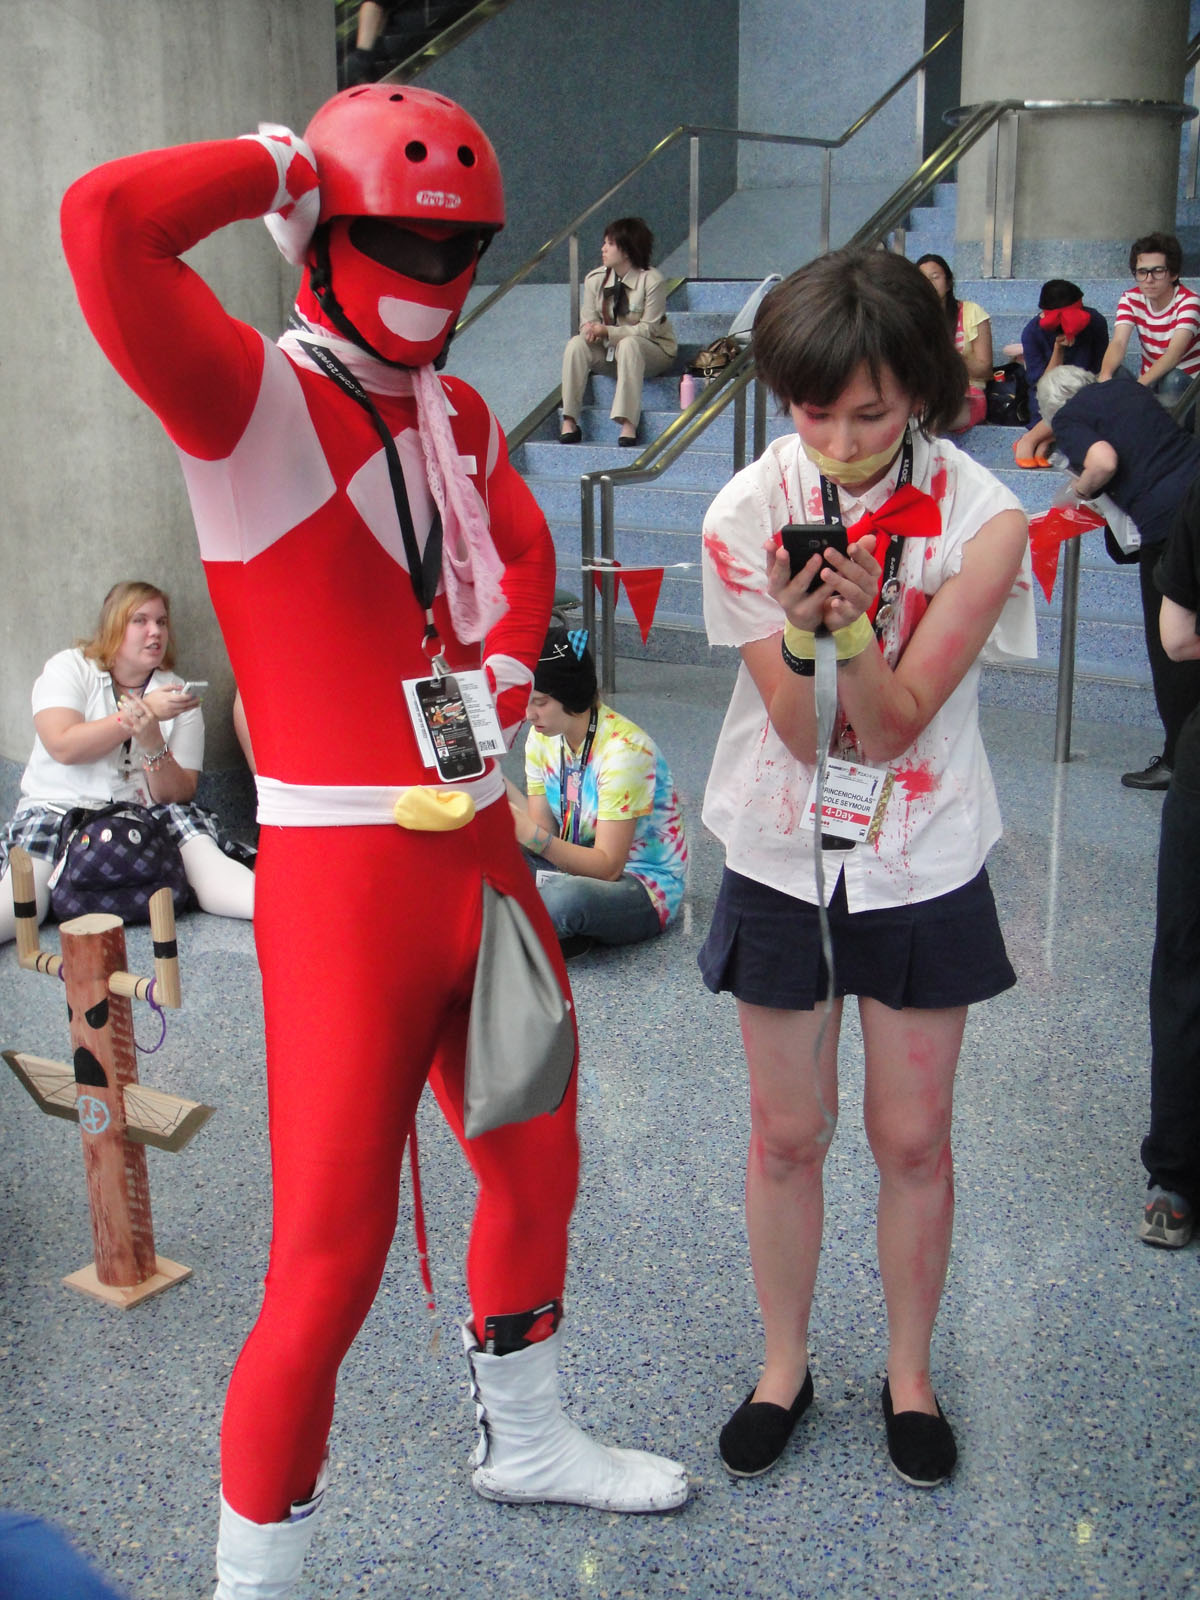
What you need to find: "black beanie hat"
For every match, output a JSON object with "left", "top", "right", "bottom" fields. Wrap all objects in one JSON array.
[
  {"left": 1038, "top": 278, "right": 1084, "bottom": 310},
  {"left": 534, "top": 625, "right": 597, "bottom": 713}
]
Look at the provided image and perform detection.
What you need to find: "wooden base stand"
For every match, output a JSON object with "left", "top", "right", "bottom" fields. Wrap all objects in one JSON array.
[{"left": 62, "top": 1255, "right": 192, "bottom": 1308}]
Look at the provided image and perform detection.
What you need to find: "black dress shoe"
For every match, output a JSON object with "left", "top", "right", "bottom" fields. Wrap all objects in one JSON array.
[
  {"left": 1121, "top": 755, "right": 1172, "bottom": 791},
  {"left": 558, "top": 425, "right": 583, "bottom": 444},
  {"left": 617, "top": 432, "right": 640, "bottom": 448},
  {"left": 881, "top": 1379, "right": 956, "bottom": 1487},
  {"left": 719, "top": 1370, "right": 813, "bottom": 1478}
]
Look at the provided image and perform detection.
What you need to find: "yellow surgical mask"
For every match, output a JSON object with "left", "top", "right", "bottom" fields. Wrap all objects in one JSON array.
[{"left": 801, "top": 425, "right": 908, "bottom": 487}]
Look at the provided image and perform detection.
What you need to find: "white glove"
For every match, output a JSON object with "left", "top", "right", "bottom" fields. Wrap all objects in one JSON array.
[{"left": 238, "top": 123, "right": 320, "bottom": 266}]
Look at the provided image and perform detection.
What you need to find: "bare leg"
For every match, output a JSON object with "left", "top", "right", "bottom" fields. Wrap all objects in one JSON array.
[
  {"left": 737, "top": 998, "right": 841, "bottom": 1407},
  {"left": 860, "top": 998, "right": 965, "bottom": 1416},
  {"left": 355, "top": 1, "right": 387, "bottom": 49}
]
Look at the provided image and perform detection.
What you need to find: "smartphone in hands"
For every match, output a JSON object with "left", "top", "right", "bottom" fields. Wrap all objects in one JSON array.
[
  {"left": 178, "top": 681, "right": 209, "bottom": 700},
  {"left": 780, "top": 523, "right": 849, "bottom": 594}
]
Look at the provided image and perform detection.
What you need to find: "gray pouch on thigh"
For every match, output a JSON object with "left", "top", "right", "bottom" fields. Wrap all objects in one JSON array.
[{"left": 464, "top": 881, "right": 576, "bottom": 1137}]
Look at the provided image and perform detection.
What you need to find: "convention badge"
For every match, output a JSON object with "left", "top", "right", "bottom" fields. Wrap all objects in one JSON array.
[
  {"left": 565, "top": 771, "right": 581, "bottom": 807},
  {"left": 804, "top": 758, "right": 893, "bottom": 844},
  {"left": 403, "top": 667, "right": 506, "bottom": 783},
  {"left": 404, "top": 674, "right": 484, "bottom": 783}
]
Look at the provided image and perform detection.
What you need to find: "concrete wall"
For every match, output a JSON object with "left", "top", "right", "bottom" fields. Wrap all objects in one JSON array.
[
  {"left": 0, "top": 0, "right": 332, "bottom": 792},
  {"left": 737, "top": 0, "right": 926, "bottom": 188},
  {"left": 957, "top": 0, "right": 1190, "bottom": 276},
  {"left": 412, "top": 0, "right": 740, "bottom": 285}
]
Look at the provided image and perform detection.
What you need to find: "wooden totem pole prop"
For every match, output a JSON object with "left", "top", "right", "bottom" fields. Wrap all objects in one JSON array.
[{"left": 4, "top": 846, "right": 214, "bottom": 1306}]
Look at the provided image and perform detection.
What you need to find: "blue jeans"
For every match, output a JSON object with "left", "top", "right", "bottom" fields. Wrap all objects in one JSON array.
[{"left": 535, "top": 867, "right": 662, "bottom": 946}]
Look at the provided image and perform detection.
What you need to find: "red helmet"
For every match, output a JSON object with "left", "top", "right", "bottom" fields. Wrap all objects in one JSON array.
[{"left": 304, "top": 85, "right": 504, "bottom": 231}]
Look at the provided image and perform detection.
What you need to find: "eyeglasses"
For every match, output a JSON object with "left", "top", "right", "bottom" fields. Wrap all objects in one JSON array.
[{"left": 1134, "top": 265, "right": 1171, "bottom": 280}]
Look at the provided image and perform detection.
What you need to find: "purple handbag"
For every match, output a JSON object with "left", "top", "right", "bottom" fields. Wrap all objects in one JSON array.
[{"left": 49, "top": 803, "right": 190, "bottom": 923}]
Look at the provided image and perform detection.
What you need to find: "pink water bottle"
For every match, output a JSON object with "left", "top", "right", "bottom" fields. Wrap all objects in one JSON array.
[{"left": 680, "top": 372, "right": 699, "bottom": 409}]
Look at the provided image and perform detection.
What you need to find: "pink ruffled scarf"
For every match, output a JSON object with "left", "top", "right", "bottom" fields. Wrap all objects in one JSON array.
[{"left": 279, "top": 320, "right": 508, "bottom": 644}]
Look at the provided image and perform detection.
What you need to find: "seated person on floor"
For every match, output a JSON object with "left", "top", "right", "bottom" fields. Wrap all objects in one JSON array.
[
  {"left": 1099, "top": 232, "right": 1200, "bottom": 407},
  {"left": 507, "top": 625, "right": 687, "bottom": 950},
  {"left": 0, "top": 580, "right": 255, "bottom": 943},
  {"left": 917, "top": 253, "right": 992, "bottom": 430},
  {"left": 1018, "top": 279, "right": 1109, "bottom": 433},
  {"left": 559, "top": 217, "right": 678, "bottom": 448}
]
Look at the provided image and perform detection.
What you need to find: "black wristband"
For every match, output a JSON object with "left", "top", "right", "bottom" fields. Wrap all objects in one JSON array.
[{"left": 780, "top": 636, "right": 816, "bottom": 677}]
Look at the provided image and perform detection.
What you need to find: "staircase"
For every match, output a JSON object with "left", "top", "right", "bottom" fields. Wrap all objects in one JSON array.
[{"left": 510, "top": 191, "right": 1160, "bottom": 728}]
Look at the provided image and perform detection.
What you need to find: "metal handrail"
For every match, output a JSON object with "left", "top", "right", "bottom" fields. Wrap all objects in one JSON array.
[
  {"left": 457, "top": 21, "right": 962, "bottom": 340},
  {"left": 584, "top": 94, "right": 1198, "bottom": 698}
]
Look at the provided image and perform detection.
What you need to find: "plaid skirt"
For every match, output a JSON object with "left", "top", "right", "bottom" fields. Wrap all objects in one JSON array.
[{"left": 0, "top": 800, "right": 221, "bottom": 876}]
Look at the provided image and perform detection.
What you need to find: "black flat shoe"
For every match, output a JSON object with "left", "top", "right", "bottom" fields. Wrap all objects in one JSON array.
[
  {"left": 558, "top": 425, "right": 583, "bottom": 444},
  {"left": 881, "top": 1379, "right": 956, "bottom": 1487},
  {"left": 1121, "top": 755, "right": 1171, "bottom": 791},
  {"left": 719, "top": 1370, "right": 813, "bottom": 1478},
  {"left": 617, "top": 432, "right": 640, "bottom": 448}
]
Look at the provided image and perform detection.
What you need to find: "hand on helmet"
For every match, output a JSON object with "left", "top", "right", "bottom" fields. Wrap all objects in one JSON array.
[{"left": 239, "top": 123, "right": 320, "bottom": 266}]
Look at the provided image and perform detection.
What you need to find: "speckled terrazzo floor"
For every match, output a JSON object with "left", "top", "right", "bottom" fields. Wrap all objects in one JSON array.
[{"left": 1, "top": 661, "right": 1196, "bottom": 1600}]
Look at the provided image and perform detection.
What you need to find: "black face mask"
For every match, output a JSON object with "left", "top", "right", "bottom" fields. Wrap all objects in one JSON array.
[{"left": 348, "top": 219, "right": 489, "bottom": 285}]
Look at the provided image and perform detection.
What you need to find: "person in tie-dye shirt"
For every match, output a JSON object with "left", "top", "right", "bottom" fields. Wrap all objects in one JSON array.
[{"left": 508, "top": 626, "right": 687, "bottom": 948}]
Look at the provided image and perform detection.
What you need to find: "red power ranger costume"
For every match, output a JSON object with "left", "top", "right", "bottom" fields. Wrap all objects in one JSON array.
[{"left": 61, "top": 85, "right": 686, "bottom": 1599}]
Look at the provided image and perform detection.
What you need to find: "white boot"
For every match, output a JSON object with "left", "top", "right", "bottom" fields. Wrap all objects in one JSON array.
[
  {"left": 463, "top": 1323, "right": 689, "bottom": 1512},
  {"left": 213, "top": 1458, "right": 328, "bottom": 1600}
]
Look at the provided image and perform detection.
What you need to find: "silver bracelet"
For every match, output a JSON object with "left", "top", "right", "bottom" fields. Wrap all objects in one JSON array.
[{"left": 141, "top": 742, "right": 171, "bottom": 771}]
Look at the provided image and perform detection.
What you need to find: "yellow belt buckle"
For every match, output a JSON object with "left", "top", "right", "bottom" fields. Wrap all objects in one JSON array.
[{"left": 393, "top": 787, "right": 476, "bottom": 832}]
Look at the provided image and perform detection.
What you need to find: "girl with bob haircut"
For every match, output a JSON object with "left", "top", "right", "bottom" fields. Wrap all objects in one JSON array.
[
  {"left": 0, "top": 579, "right": 254, "bottom": 943},
  {"left": 699, "top": 249, "right": 1035, "bottom": 1488}
]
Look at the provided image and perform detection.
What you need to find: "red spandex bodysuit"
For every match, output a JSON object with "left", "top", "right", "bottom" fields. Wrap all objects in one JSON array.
[{"left": 61, "top": 140, "right": 579, "bottom": 1524}]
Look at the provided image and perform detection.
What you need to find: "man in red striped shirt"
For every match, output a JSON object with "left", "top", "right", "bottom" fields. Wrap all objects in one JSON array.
[{"left": 1100, "top": 232, "right": 1200, "bottom": 406}]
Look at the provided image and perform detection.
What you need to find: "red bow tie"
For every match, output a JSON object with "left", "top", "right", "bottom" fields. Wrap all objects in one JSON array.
[{"left": 844, "top": 483, "right": 942, "bottom": 624}]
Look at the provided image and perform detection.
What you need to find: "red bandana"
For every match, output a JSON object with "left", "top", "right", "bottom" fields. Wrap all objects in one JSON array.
[{"left": 844, "top": 483, "right": 942, "bottom": 623}]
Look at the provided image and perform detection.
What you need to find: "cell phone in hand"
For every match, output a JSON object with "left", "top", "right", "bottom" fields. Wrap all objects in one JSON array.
[
  {"left": 780, "top": 523, "right": 849, "bottom": 593},
  {"left": 179, "top": 681, "right": 209, "bottom": 700}
]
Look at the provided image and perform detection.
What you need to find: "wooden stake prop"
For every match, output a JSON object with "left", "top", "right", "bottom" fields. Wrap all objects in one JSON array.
[{"left": 4, "top": 846, "right": 213, "bottom": 1307}]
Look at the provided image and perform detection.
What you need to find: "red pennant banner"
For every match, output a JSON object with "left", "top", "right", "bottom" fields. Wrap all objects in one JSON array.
[
  {"left": 1027, "top": 504, "right": 1107, "bottom": 602},
  {"left": 590, "top": 561, "right": 666, "bottom": 644}
]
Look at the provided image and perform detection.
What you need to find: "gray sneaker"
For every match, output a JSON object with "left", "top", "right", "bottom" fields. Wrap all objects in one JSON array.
[{"left": 1139, "top": 1188, "right": 1194, "bottom": 1248}]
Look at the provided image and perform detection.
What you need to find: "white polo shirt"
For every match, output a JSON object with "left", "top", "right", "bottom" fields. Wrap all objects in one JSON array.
[
  {"left": 700, "top": 430, "right": 1036, "bottom": 911},
  {"left": 21, "top": 648, "right": 204, "bottom": 809}
]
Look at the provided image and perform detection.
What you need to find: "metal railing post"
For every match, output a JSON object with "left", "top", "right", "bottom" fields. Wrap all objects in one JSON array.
[
  {"left": 599, "top": 475, "right": 617, "bottom": 697},
  {"left": 1054, "top": 537, "right": 1081, "bottom": 763},
  {"left": 754, "top": 376, "right": 768, "bottom": 460},
  {"left": 733, "top": 386, "right": 748, "bottom": 474},
  {"left": 568, "top": 232, "right": 580, "bottom": 334},
  {"left": 819, "top": 149, "right": 832, "bottom": 256},
  {"left": 915, "top": 64, "right": 926, "bottom": 171},
  {"left": 1190, "top": 62, "right": 1200, "bottom": 200},
  {"left": 580, "top": 476, "right": 596, "bottom": 640},
  {"left": 998, "top": 111, "right": 1019, "bottom": 279},
  {"left": 981, "top": 118, "right": 1000, "bottom": 279},
  {"left": 689, "top": 136, "right": 701, "bottom": 280}
]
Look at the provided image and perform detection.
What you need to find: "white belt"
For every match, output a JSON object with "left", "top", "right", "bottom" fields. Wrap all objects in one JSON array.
[{"left": 256, "top": 768, "right": 504, "bottom": 827}]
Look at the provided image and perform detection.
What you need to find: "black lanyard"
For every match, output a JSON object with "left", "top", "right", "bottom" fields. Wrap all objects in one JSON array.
[
  {"left": 557, "top": 709, "right": 598, "bottom": 843},
  {"left": 817, "top": 429, "right": 913, "bottom": 641},
  {"left": 297, "top": 337, "right": 446, "bottom": 659}
]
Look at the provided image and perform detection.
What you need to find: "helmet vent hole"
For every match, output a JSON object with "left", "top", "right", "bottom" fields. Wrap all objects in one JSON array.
[
  {"left": 405, "top": 141, "right": 427, "bottom": 162},
  {"left": 458, "top": 146, "right": 477, "bottom": 168},
  {"left": 389, "top": 93, "right": 404, "bottom": 102}
]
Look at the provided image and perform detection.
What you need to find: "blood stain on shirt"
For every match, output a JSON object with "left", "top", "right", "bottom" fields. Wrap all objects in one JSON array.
[
  {"left": 893, "top": 762, "right": 938, "bottom": 800},
  {"left": 930, "top": 461, "right": 949, "bottom": 503},
  {"left": 704, "top": 531, "right": 757, "bottom": 595}
]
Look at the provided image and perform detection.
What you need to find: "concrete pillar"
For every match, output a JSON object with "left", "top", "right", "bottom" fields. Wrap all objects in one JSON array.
[
  {"left": 0, "top": 1, "right": 332, "bottom": 798},
  {"left": 956, "top": 0, "right": 1191, "bottom": 277}
]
